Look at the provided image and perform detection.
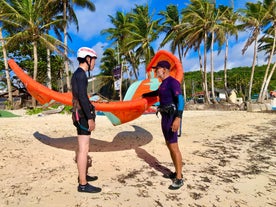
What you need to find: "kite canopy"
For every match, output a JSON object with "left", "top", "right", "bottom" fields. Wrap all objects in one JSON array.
[{"left": 8, "top": 50, "right": 183, "bottom": 125}]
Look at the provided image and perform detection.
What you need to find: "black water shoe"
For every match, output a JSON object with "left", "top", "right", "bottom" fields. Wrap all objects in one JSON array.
[
  {"left": 78, "top": 175, "right": 98, "bottom": 183},
  {"left": 169, "top": 178, "right": 184, "bottom": 190},
  {"left": 77, "top": 183, "right": 101, "bottom": 193},
  {"left": 163, "top": 172, "right": 183, "bottom": 180},
  {"left": 163, "top": 172, "right": 177, "bottom": 179}
]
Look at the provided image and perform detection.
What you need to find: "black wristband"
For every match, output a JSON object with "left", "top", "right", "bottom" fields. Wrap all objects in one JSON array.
[{"left": 176, "top": 110, "right": 183, "bottom": 118}]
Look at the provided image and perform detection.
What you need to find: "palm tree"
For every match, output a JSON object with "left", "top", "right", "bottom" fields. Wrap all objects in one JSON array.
[
  {"left": 208, "top": 3, "right": 224, "bottom": 104},
  {"left": 99, "top": 48, "right": 118, "bottom": 99},
  {"left": 0, "top": 0, "right": 66, "bottom": 107},
  {"left": 218, "top": 5, "right": 239, "bottom": 102},
  {"left": 102, "top": 6, "right": 161, "bottom": 80},
  {"left": 126, "top": 4, "right": 161, "bottom": 72},
  {"left": 257, "top": 0, "right": 276, "bottom": 103},
  {"left": 159, "top": 4, "right": 187, "bottom": 100},
  {"left": 58, "top": 0, "right": 95, "bottom": 91},
  {"left": 258, "top": 36, "right": 276, "bottom": 101},
  {"left": 101, "top": 11, "right": 136, "bottom": 79},
  {"left": 182, "top": 0, "right": 214, "bottom": 104},
  {"left": 101, "top": 11, "right": 133, "bottom": 99},
  {"left": 43, "top": 1, "right": 64, "bottom": 90},
  {"left": 0, "top": 4, "right": 13, "bottom": 106},
  {"left": 0, "top": 26, "right": 13, "bottom": 107},
  {"left": 239, "top": 1, "right": 267, "bottom": 102},
  {"left": 159, "top": 5, "right": 185, "bottom": 62}
]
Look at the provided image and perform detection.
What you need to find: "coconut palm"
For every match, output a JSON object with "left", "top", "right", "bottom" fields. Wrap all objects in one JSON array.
[
  {"left": 0, "top": 4, "right": 12, "bottom": 105},
  {"left": 101, "top": 11, "right": 133, "bottom": 99},
  {"left": 43, "top": 1, "right": 64, "bottom": 90},
  {"left": 102, "top": 10, "right": 151, "bottom": 99},
  {"left": 0, "top": 26, "right": 13, "bottom": 107},
  {"left": 101, "top": 11, "right": 136, "bottom": 79},
  {"left": 0, "top": 0, "right": 66, "bottom": 107},
  {"left": 218, "top": 5, "right": 239, "bottom": 102},
  {"left": 58, "top": 0, "right": 95, "bottom": 91},
  {"left": 205, "top": 4, "right": 238, "bottom": 104},
  {"left": 159, "top": 4, "right": 185, "bottom": 62},
  {"left": 181, "top": 0, "right": 214, "bottom": 104},
  {"left": 208, "top": 3, "right": 224, "bottom": 104},
  {"left": 126, "top": 4, "right": 161, "bottom": 71},
  {"left": 159, "top": 4, "right": 187, "bottom": 100},
  {"left": 99, "top": 48, "right": 117, "bottom": 98},
  {"left": 257, "top": 0, "right": 276, "bottom": 103},
  {"left": 258, "top": 36, "right": 276, "bottom": 101},
  {"left": 239, "top": 1, "right": 267, "bottom": 102}
]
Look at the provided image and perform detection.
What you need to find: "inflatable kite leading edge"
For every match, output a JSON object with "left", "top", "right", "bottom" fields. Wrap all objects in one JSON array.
[{"left": 8, "top": 50, "right": 183, "bottom": 125}]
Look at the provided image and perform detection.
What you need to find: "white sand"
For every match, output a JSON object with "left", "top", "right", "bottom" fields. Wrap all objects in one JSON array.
[{"left": 0, "top": 110, "right": 275, "bottom": 207}]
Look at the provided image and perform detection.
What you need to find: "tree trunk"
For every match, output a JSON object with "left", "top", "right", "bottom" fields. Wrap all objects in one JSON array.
[
  {"left": 63, "top": 2, "right": 70, "bottom": 91},
  {"left": 263, "top": 62, "right": 276, "bottom": 100},
  {"left": 224, "top": 35, "right": 229, "bottom": 102},
  {"left": 128, "top": 51, "right": 139, "bottom": 80},
  {"left": 198, "top": 49, "right": 205, "bottom": 93},
  {"left": 248, "top": 39, "right": 258, "bottom": 102},
  {"left": 32, "top": 41, "right": 38, "bottom": 108},
  {"left": 210, "top": 31, "right": 217, "bottom": 104},
  {"left": 47, "top": 48, "right": 52, "bottom": 89},
  {"left": 203, "top": 32, "right": 211, "bottom": 104},
  {"left": 258, "top": 27, "right": 276, "bottom": 103},
  {"left": 0, "top": 27, "right": 13, "bottom": 108}
]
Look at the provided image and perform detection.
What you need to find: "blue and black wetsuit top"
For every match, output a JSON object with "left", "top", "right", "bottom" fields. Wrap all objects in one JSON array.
[{"left": 159, "top": 76, "right": 184, "bottom": 118}]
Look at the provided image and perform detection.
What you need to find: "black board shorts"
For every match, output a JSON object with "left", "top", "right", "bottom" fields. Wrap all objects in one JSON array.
[{"left": 73, "top": 117, "right": 91, "bottom": 136}]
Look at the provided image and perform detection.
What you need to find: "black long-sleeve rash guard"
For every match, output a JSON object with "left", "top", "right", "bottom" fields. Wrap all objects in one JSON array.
[{"left": 71, "top": 67, "right": 94, "bottom": 120}]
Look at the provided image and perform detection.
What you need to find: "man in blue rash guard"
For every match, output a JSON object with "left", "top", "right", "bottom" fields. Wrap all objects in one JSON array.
[
  {"left": 71, "top": 47, "right": 101, "bottom": 193},
  {"left": 143, "top": 60, "right": 184, "bottom": 190}
]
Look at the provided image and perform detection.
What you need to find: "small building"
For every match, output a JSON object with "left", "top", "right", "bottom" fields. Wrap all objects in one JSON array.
[{"left": 191, "top": 88, "right": 241, "bottom": 104}]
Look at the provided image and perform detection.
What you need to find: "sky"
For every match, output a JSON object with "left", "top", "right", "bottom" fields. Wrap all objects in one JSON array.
[{"left": 67, "top": 0, "right": 267, "bottom": 79}]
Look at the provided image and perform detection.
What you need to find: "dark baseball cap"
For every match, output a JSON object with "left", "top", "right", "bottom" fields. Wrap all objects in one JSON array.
[{"left": 152, "top": 60, "right": 171, "bottom": 70}]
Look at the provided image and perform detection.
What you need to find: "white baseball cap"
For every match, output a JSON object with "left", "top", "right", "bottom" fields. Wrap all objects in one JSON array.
[{"left": 77, "top": 47, "right": 97, "bottom": 59}]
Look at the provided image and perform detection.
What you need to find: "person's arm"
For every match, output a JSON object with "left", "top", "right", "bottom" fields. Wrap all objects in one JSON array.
[
  {"left": 142, "top": 90, "right": 159, "bottom": 98},
  {"left": 176, "top": 94, "right": 184, "bottom": 118},
  {"left": 88, "top": 119, "right": 95, "bottom": 131},
  {"left": 171, "top": 94, "right": 184, "bottom": 132},
  {"left": 78, "top": 73, "right": 94, "bottom": 120},
  {"left": 170, "top": 77, "right": 185, "bottom": 132}
]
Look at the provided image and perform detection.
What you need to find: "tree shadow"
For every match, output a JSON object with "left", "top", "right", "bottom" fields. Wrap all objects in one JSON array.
[{"left": 33, "top": 125, "right": 153, "bottom": 152}]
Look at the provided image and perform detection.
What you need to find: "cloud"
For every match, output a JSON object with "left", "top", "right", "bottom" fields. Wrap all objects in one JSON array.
[
  {"left": 183, "top": 26, "right": 276, "bottom": 73},
  {"left": 68, "top": 0, "right": 274, "bottom": 78},
  {"left": 70, "top": 0, "right": 147, "bottom": 40}
]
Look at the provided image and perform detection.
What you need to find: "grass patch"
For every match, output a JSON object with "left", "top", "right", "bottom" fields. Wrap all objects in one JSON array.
[
  {"left": 26, "top": 104, "right": 72, "bottom": 115},
  {"left": 0, "top": 110, "right": 20, "bottom": 118},
  {"left": 26, "top": 107, "right": 43, "bottom": 115}
]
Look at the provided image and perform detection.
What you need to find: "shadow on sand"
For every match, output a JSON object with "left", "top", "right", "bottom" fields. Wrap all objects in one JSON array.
[
  {"left": 34, "top": 125, "right": 152, "bottom": 152},
  {"left": 34, "top": 125, "right": 170, "bottom": 175}
]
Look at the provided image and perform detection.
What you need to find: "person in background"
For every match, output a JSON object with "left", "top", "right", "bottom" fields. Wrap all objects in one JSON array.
[
  {"left": 143, "top": 60, "right": 184, "bottom": 190},
  {"left": 71, "top": 47, "right": 101, "bottom": 193}
]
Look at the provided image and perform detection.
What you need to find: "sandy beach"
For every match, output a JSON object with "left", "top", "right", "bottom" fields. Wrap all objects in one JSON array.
[{"left": 0, "top": 110, "right": 275, "bottom": 207}]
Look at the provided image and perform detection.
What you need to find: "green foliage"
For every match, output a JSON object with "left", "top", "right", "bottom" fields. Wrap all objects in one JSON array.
[
  {"left": 185, "top": 64, "right": 276, "bottom": 99},
  {"left": 26, "top": 104, "right": 71, "bottom": 115},
  {"left": 26, "top": 108, "right": 44, "bottom": 115},
  {"left": 60, "top": 105, "right": 72, "bottom": 114}
]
